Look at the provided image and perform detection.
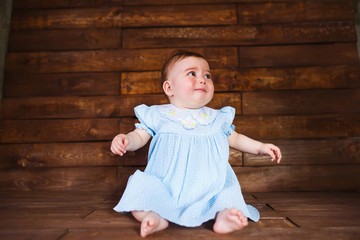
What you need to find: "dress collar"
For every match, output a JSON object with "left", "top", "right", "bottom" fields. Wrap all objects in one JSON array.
[{"left": 157, "top": 104, "right": 217, "bottom": 129}]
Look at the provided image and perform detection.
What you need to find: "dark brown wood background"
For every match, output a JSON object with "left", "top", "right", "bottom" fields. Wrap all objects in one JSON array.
[{"left": 1, "top": 0, "right": 359, "bottom": 193}]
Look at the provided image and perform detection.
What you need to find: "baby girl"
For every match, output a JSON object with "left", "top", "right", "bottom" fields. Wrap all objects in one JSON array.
[{"left": 111, "top": 50, "right": 282, "bottom": 237}]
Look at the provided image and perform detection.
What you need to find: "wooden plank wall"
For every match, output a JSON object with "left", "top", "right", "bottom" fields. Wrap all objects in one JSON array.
[{"left": 1, "top": 0, "right": 360, "bottom": 192}]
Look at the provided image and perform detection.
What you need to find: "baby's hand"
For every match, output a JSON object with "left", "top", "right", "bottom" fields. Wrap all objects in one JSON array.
[
  {"left": 110, "top": 134, "right": 129, "bottom": 156},
  {"left": 259, "top": 143, "right": 282, "bottom": 163}
]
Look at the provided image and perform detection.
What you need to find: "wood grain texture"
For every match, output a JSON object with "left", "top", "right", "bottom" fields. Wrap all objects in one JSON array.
[
  {"left": 236, "top": 165, "right": 360, "bottom": 192},
  {"left": 120, "top": 4, "right": 236, "bottom": 27},
  {"left": 0, "top": 142, "right": 118, "bottom": 168},
  {"left": 8, "top": 28, "right": 122, "bottom": 51},
  {"left": 235, "top": 113, "right": 360, "bottom": 139},
  {"left": 123, "top": 22, "right": 356, "bottom": 49},
  {"left": 239, "top": 43, "right": 359, "bottom": 68},
  {"left": 118, "top": 113, "right": 360, "bottom": 140},
  {"left": 237, "top": 0, "right": 354, "bottom": 24},
  {"left": 1, "top": 93, "right": 241, "bottom": 119},
  {"left": 11, "top": 4, "right": 236, "bottom": 30},
  {"left": 2, "top": 138, "right": 358, "bottom": 169},
  {"left": 0, "top": 95, "right": 168, "bottom": 119},
  {"left": 244, "top": 138, "right": 360, "bottom": 166},
  {"left": 2, "top": 0, "right": 359, "bottom": 195},
  {"left": 0, "top": 142, "right": 241, "bottom": 169},
  {"left": 0, "top": 167, "right": 118, "bottom": 192},
  {"left": 212, "top": 66, "right": 360, "bottom": 91},
  {"left": 1, "top": 191, "right": 360, "bottom": 239},
  {"left": 243, "top": 89, "right": 360, "bottom": 115},
  {"left": 5, "top": 48, "right": 238, "bottom": 73},
  {"left": 123, "top": 0, "right": 297, "bottom": 5},
  {"left": 13, "top": 0, "right": 124, "bottom": 9},
  {"left": 8, "top": 44, "right": 357, "bottom": 73},
  {"left": 3, "top": 164, "right": 355, "bottom": 192},
  {"left": 3, "top": 72, "right": 121, "bottom": 97},
  {"left": 121, "top": 66, "right": 360, "bottom": 94},
  {"left": 11, "top": 8, "right": 123, "bottom": 30},
  {"left": 0, "top": 119, "right": 118, "bottom": 143}
]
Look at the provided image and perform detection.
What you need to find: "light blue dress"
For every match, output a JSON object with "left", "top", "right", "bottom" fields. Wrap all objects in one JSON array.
[{"left": 113, "top": 104, "right": 260, "bottom": 227}]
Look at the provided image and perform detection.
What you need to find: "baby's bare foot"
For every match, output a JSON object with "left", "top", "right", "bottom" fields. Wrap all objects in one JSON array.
[
  {"left": 213, "top": 208, "right": 248, "bottom": 234},
  {"left": 140, "top": 212, "right": 169, "bottom": 237}
]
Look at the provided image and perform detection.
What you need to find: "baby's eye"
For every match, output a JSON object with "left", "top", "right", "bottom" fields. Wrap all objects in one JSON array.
[
  {"left": 205, "top": 74, "right": 212, "bottom": 79},
  {"left": 187, "top": 71, "right": 196, "bottom": 77}
]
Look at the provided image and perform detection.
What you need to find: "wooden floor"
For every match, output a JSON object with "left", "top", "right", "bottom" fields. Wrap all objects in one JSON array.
[{"left": 0, "top": 191, "right": 359, "bottom": 240}]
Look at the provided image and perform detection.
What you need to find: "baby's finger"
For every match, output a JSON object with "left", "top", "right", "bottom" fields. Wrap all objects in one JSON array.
[
  {"left": 116, "top": 135, "right": 129, "bottom": 149},
  {"left": 111, "top": 143, "right": 126, "bottom": 156},
  {"left": 271, "top": 147, "right": 282, "bottom": 163},
  {"left": 110, "top": 145, "right": 121, "bottom": 155},
  {"left": 123, "top": 137, "right": 129, "bottom": 149},
  {"left": 276, "top": 149, "right": 282, "bottom": 163},
  {"left": 267, "top": 148, "right": 276, "bottom": 162}
]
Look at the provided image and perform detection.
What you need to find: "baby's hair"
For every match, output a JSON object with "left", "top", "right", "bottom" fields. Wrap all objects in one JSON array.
[{"left": 161, "top": 50, "right": 207, "bottom": 85}]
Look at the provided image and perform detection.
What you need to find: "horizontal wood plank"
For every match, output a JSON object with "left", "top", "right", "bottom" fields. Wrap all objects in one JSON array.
[
  {"left": 0, "top": 119, "right": 118, "bottom": 143},
  {"left": 8, "top": 44, "right": 358, "bottom": 73},
  {"left": 0, "top": 142, "right": 242, "bottom": 168},
  {"left": 0, "top": 95, "right": 168, "bottom": 119},
  {"left": 54, "top": 227, "right": 360, "bottom": 240},
  {"left": 239, "top": 43, "right": 359, "bottom": 68},
  {"left": 2, "top": 138, "right": 358, "bottom": 169},
  {"left": 243, "top": 89, "right": 360, "bottom": 115},
  {"left": 11, "top": 5, "right": 236, "bottom": 30},
  {"left": 14, "top": 0, "right": 318, "bottom": 8},
  {"left": 235, "top": 113, "right": 360, "bottom": 139},
  {"left": 236, "top": 165, "right": 360, "bottom": 192},
  {"left": 123, "top": 22, "right": 356, "bottom": 49},
  {"left": 13, "top": 0, "right": 123, "bottom": 9},
  {"left": 253, "top": 192, "right": 360, "bottom": 204},
  {"left": 121, "top": 4, "right": 236, "bottom": 27},
  {"left": 4, "top": 113, "right": 354, "bottom": 157},
  {"left": 0, "top": 167, "right": 118, "bottom": 192},
  {"left": 5, "top": 48, "right": 238, "bottom": 73},
  {"left": 119, "top": 113, "right": 360, "bottom": 140},
  {"left": 0, "top": 191, "right": 110, "bottom": 206},
  {"left": 0, "top": 229, "right": 67, "bottom": 240},
  {"left": 237, "top": 0, "right": 354, "bottom": 24},
  {"left": 1, "top": 93, "right": 241, "bottom": 119},
  {"left": 0, "top": 142, "right": 118, "bottom": 168},
  {"left": 2, "top": 165, "right": 358, "bottom": 192},
  {"left": 121, "top": 71, "right": 162, "bottom": 95},
  {"left": 11, "top": 8, "right": 122, "bottom": 30},
  {"left": 8, "top": 28, "right": 122, "bottom": 51},
  {"left": 12, "top": 1, "right": 351, "bottom": 30},
  {"left": 5, "top": 88, "right": 358, "bottom": 120},
  {"left": 121, "top": 66, "right": 360, "bottom": 94},
  {"left": 244, "top": 138, "right": 360, "bottom": 166},
  {"left": 1, "top": 191, "right": 360, "bottom": 239},
  {"left": 3, "top": 72, "right": 120, "bottom": 97},
  {"left": 123, "top": 0, "right": 346, "bottom": 6}
]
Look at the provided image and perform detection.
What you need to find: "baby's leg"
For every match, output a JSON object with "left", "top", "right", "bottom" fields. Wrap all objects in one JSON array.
[
  {"left": 213, "top": 208, "right": 248, "bottom": 234},
  {"left": 132, "top": 211, "right": 169, "bottom": 237}
]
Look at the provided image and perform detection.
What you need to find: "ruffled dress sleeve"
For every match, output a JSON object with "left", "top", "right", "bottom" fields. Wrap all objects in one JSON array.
[
  {"left": 220, "top": 106, "right": 235, "bottom": 137},
  {"left": 134, "top": 104, "right": 160, "bottom": 137}
]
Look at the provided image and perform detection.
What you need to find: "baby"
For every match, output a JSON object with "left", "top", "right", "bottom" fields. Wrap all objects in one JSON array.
[{"left": 111, "top": 50, "right": 282, "bottom": 237}]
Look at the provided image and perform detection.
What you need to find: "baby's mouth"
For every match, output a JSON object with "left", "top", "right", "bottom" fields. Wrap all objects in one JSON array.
[{"left": 195, "top": 88, "right": 206, "bottom": 92}]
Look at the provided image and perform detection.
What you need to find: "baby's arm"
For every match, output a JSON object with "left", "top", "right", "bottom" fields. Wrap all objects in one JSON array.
[
  {"left": 228, "top": 131, "right": 282, "bottom": 163},
  {"left": 110, "top": 129, "right": 151, "bottom": 156}
]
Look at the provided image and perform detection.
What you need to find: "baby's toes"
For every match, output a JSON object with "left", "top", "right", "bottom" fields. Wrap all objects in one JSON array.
[
  {"left": 234, "top": 209, "right": 248, "bottom": 226},
  {"left": 230, "top": 208, "right": 240, "bottom": 216},
  {"left": 241, "top": 217, "right": 248, "bottom": 226}
]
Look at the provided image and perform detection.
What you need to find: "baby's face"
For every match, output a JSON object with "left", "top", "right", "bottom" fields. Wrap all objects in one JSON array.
[{"left": 165, "top": 56, "right": 214, "bottom": 109}]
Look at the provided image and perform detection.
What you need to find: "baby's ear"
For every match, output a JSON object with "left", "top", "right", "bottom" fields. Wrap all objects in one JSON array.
[{"left": 163, "top": 80, "right": 173, "bottom": 97}]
